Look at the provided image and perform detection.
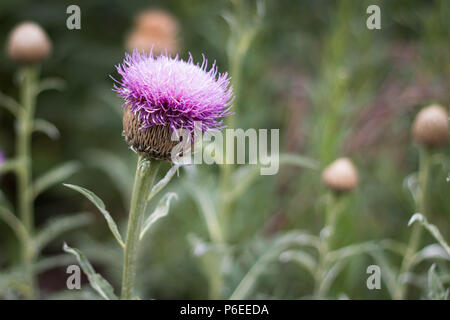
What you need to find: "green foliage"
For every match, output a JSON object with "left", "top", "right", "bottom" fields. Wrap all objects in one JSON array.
[{"left": 63, "top": 183, "right": 125, "bottom": 248}]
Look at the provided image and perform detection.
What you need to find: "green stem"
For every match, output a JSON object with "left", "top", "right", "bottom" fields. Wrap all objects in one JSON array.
[
  {"left": 16, "top": 65, "right": 39, "bottom": 299},
  {"left": 314, "top": 192, "right": 338, "bottom": 299},
  {"left": 121, "top": 155, "right": 160, "bottom": 300},
  {"left": 394, "top": 148, "right": 431, "bottom": 300}
]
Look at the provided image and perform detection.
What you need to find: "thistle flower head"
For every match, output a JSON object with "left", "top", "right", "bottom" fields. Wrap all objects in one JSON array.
[
  {"left": 412, "top": 104, "right": 448, "bottom": 147},
  {"left": 114, "top": 51, "right": 233, "bottom": 160},
  {"left": 322, "top": 157, "right": 359, "bottom": 193},
  {"left": 7, "top": 21, "right": 51, "bottom": 64}
]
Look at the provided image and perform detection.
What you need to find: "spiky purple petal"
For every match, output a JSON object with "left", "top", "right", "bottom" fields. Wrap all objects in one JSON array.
[{"left": 113, "top": 51, "right": 233, "bottom": 135}]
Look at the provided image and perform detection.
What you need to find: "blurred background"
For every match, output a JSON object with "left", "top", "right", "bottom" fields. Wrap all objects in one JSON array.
[{"left": 0, "top": 0, "right": 449, "bottom": 299}]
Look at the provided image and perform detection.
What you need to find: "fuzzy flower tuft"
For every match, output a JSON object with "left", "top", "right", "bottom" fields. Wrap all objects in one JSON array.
[{"left": 113, "top": 51, "right": 233, "bottom": 136}]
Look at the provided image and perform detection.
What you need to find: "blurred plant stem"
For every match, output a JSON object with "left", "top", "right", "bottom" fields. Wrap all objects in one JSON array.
[
  {"left": 314, "top": 192, "right": 339, "bottom": 299},
  {"left": 121, "top": 156, "right": 160, "bottom": 300},
  {"left": 207, "top": 0, "right": 263, "bottom": 299},
  {"left": 219, "top": 0, "right": 263, "bottom": 242},
  {"left": 16, "top": 66, "right": 39, "bottom": 299},
  {"left": 394, "top": 148, "right": 431, "bottom": 300}
]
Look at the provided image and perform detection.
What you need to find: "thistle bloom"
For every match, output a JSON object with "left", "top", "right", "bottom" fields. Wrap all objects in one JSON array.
[{"left": 113, "top": 51, "right": 233, "bottom": 160}]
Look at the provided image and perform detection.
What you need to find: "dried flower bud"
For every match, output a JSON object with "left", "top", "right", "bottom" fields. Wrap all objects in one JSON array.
[
  {"left": 412, "top": 104, "right": 448, "bottom": 147},
  {"left": 123, "top": 108, "right": 179, "bottom": 161},
  {"left": 322, "top": 158, "right": 359, "bottom": 193},
  {"left": 7, "top": 22, "right": 52, "bottom": 64},
  {"left": 125, "top": 9, "right": 179, "bottom": 55}
]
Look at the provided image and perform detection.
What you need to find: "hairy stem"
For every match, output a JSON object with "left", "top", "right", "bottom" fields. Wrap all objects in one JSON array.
[
  {"left": 121, "top": 155, "right": 160, "bottom": 300},
  {"left": 394, "top": 148, "right": 431, "bottom": 300},
  {"left": 16, "top": 65, "right": 39, "bottom": 299}
]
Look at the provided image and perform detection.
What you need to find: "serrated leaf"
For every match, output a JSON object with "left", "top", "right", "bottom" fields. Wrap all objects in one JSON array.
[
  {"left": 33, "top": 119, "right": 60, "bottom": 140},
  {"left": 63, "top": 184, "right": 125, "bottom": 248},
  {"left": 63, "top": 243, "right": 118, "bottom": 300},
  {"left": 140, "top": 192, "right": 177, "bottom": 240},
  {"left": 34, "top": 213, "right": 92, "bottom": 253},
  {"left": 409, "top": 213, "right": 450, "bottom": 255},
  {"left": 33, "top": 162, "right": 80, "bottom": 199}
]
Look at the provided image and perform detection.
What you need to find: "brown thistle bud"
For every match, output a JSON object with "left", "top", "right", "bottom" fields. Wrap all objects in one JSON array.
[
  {"left": 322, "top": 157, "right": 359, "bottom": 193},
  {"left": 412, "top": 104, "right": 448, "bottom": 147},
  {"left": 122, "top": 108, "right": 179, "bottom": 161},
  {"left": 125, "top": 9, "right": 179, "bottom": 55},
  {"left": 7, "top": 22, "right": 52, "bottom": 64}
]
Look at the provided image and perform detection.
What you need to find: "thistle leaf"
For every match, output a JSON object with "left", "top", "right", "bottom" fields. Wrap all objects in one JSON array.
[
  {"left": 0, "top": 90, "right": 21, "bottom": 117},
  {"left": 0, "top": 158, "right": 22, "bottom": 175},
  {"left": 0, "top": 205, "right": 28, "bottom": 243},
  {"left": 34, "top": 213, "right": 92, "bottom": 253},
  {"left": 147, "top": 164, "right": 180, "bottom": 201},
  {"left": 33, "top": 119, "right": 60, "bottom": 140},
  {"left": 63, "top": 184, "right": 125, "bottom": 248},
  {"left": 327, "top": 242, "right": 378, "bottom": 262},
  {"left": 409, "top": 213, "right": 450, "bottom": 255},
  {"left": 140, "top": 192, "right": 177, "bottom": 240},
  {"left": 33, "top": 162, "right": 80, "bottom": 199},
  {"left": 279, "top": 250, "right": 317, "bottom": 276},
  {"left": 37, "top": 77, "right": 66, "bottom": 94},
  {"left": 63, "top": 243, "right": 118, "bottom": 300}
]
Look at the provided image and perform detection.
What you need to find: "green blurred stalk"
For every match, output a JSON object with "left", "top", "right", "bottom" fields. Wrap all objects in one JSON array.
[
  {"left": 314, "top": 192, "right": 339, "bottom": 299},
  {"left": 121, "top": 156, "right": 160, "bottom": 300},
  {"left": 394, "top": 148, "right": 431, "bottom": 300},
  {"left": 16, "top": 65, "right": 39, "bottom": 299}
]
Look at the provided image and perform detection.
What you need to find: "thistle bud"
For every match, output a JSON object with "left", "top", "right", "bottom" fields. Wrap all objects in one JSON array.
[
  {"left": 122, "top": 108, "right": 179, "bottom": 161},
  {"left": 322, "top": 158, "right": 359, "bottom": 193},
  {"left": 125, "top": 9, "right": 179, "bottom": 55},
  {"left": 412, "top": 104, "right": 448, "bottom": 147},
  {"left": 7, "top": 22, "right": 52, "bottom": 64}
]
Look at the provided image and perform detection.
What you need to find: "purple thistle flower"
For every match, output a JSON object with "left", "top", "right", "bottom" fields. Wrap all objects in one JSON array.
[{"left": 113, "top": 51, "right": 233, "bottom": 135}]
